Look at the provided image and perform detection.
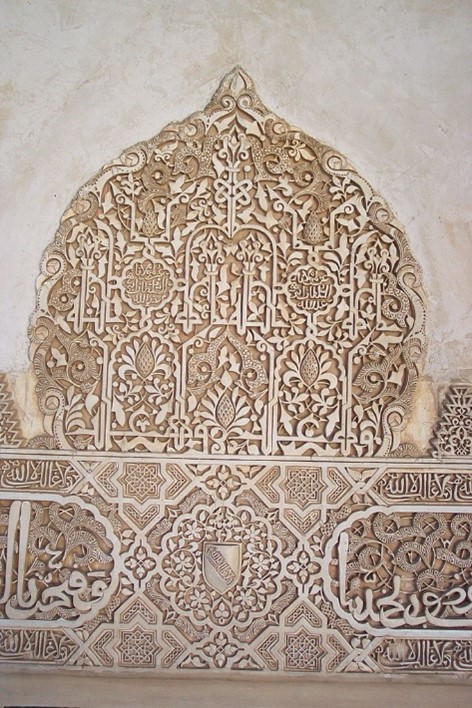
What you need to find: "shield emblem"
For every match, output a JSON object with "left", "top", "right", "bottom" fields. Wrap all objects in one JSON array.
[{"left": 203, "top": 542, "right": 242, "bottom": 593}]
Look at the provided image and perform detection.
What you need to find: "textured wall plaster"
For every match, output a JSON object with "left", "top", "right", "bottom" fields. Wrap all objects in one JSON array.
[{"left": 0, "top": 0, "right": 471, "bottom": 386}]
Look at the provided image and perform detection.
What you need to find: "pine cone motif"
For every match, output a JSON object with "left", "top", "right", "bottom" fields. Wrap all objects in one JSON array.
[
  {"left": 302, "top": 212, "right": 324, "bottom": 245},
  {"left": 216, "top": 393, "right": 236, "bottom": 429},
  {"left": 143, "top": 208, "right": 159, "bottom": 237},
  {"left": 300, "top": 349, "right": 320, "bottom": 388},
  {"left": 136, "top": 342, "right": 155, "bottom": 379}
]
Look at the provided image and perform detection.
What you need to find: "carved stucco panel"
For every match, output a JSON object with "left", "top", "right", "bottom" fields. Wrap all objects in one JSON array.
[
  {"left": 323, "top": 506, "right": 472, "bottom": 636},
  {"left": 0, "top": 69, "right": 470, "bottom": 677},
  {"left": 28, "top": 68, "right": 426, "bottom": 457},
  {"left": 0, "top": 453, "right": 470, "bottom": 673}
]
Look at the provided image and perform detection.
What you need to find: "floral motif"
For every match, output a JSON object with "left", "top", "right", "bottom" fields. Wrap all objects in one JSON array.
[
  {"left": 124, "top": 542, "right": 157, "bottom": 586},
  {"left": 287, "top": 548, "right": 321, "bottom": 588},
  {"left": 0, "top": 455, "right": 471, "bottom": 675},
  {"left": 156, "top": 502, "right": 284, "bottom": 631},
  {"left": 201, "top": 631, "right": 239, "bottom": 668},
  {"left": 29, "top": 66, "right": 425, "bottom": 456},
  {"left": 201, "top": 465, "right": 243, "bottom": 500}
]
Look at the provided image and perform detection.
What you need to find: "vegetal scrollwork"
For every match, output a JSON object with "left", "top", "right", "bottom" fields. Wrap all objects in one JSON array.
[{"left": 29, "top": 67, "right": 426, "bottom": 455}]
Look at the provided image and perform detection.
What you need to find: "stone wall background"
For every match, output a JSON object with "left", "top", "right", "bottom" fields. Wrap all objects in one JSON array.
[{"left": 0, "top": 0, "right": 471, "bottom": 387}]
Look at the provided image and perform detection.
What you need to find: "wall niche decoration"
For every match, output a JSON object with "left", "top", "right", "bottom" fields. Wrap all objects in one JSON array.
[
  {"left": 0, "top": 69, "right": 471, "bottom": 678},
  {"left": 29, "top": 67, "right": 426, "bottom": 456}
]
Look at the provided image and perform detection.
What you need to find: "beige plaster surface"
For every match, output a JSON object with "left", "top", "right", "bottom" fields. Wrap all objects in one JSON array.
[
  {"left": 0, "top": 0, "right": 471, "bottom": 385},
  {"left": 0, "top": 670, "right": 471, "bottom": 708}
]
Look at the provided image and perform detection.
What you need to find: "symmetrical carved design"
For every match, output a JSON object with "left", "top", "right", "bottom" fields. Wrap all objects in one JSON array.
[
  {"left": 154, "top": 501, "right": 285, "bottom": 632},
  {"left": 0, "top": 452, "right": 470, "bottom": 674},
  {"left": 118, "top": 625, "right": 160, "bottom": 668},
  {"left": 29, "top": 68, "right": 426, "bottom": 456},
  {"left": 282, "top": 466, "right": 325, "bottom": 508},
  {"left": 283, "top": 628, "right": 325, "bottom": 671},
  {"left": 431, "top": 384, "right": 472, "bottom": 457},
  {"left": 0, "top": 69, "right": 470, "bottom": 679},
  {"left": 119, "top": 462, "right": 163, "bottom": 502}
]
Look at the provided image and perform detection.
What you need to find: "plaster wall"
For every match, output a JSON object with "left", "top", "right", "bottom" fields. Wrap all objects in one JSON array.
[
  {"left": 1, "top": 671, "right": 471, "bottom": 708},
  {"left": 0, "top": 0, "right": 471, "bottom": 386}
]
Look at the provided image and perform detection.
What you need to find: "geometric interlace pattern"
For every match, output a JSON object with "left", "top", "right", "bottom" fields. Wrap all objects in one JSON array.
[{"left": 0, "top": 454, "right": 471, "bottom": 673}]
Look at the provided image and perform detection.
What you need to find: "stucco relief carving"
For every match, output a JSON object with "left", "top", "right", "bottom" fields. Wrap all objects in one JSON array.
[
  {"left": 0, "top": 454, "right": 470, "bottom": 673},
  {"left": 431, "top": 384, "right": 472, "bottom": 457},
  {"left": 0, "top": 494, "right": 120, "bottom": 625},
  {"left": 0, "top": 69, "right": 471, "bottom": 677},
  {"left": 29, "top": 67, "right": 427, "bottom": 456},
  {"left": 0, "top": 375, "right": 24, "bottom": 448},
  {"left": 325, "top": 508, "right": 472, "bottom": 634}
]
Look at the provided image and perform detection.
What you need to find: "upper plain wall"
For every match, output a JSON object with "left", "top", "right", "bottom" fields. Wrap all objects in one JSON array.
[{"left": 0, "top": 0, "right": 471, "bottom": 385}]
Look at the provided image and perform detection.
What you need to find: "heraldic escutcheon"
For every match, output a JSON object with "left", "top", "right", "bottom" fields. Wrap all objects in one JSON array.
[
  {"left": 2, "top": 68, "right": 472, "bottom": 677},
  {"left": 29, "top": 67, "right": 426, "bottom": 457}
]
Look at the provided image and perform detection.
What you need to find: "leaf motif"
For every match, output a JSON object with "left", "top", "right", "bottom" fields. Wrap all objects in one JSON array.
[
  {"left": 325, "top": 409, "right": 338, "bottom": 438},
  {"left": 300, "top": 349, "right": 319, "bottom": 388},
  {"left": 136, "top": 342, "right": 155, "bottom": 379},
  {"left": 51, "top": 347, "right": 68, "bottom": 368}
]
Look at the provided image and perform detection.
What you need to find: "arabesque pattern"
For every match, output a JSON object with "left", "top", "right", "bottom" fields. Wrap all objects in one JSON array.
[
  {"left": 0, "top": 452, "right": 471, "bottom": 673},
  {"left": 0, "top": 69, "right": 470, "bottom": 678},
  {"left": 29, "top": 68, "right": 426, "bottom": 456},
  {"left": 431, "top": 384, "right": 472, "bottom": 457}
]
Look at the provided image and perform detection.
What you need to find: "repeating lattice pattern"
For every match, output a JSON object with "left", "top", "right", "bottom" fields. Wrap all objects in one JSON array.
[{"left": 0, "top": 453, "right": 471, "bottom": 674}]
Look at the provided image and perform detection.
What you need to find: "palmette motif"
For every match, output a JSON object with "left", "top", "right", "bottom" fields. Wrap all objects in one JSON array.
[{"left": 29, "top": 68, "right": 426, "bottom": 456}]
